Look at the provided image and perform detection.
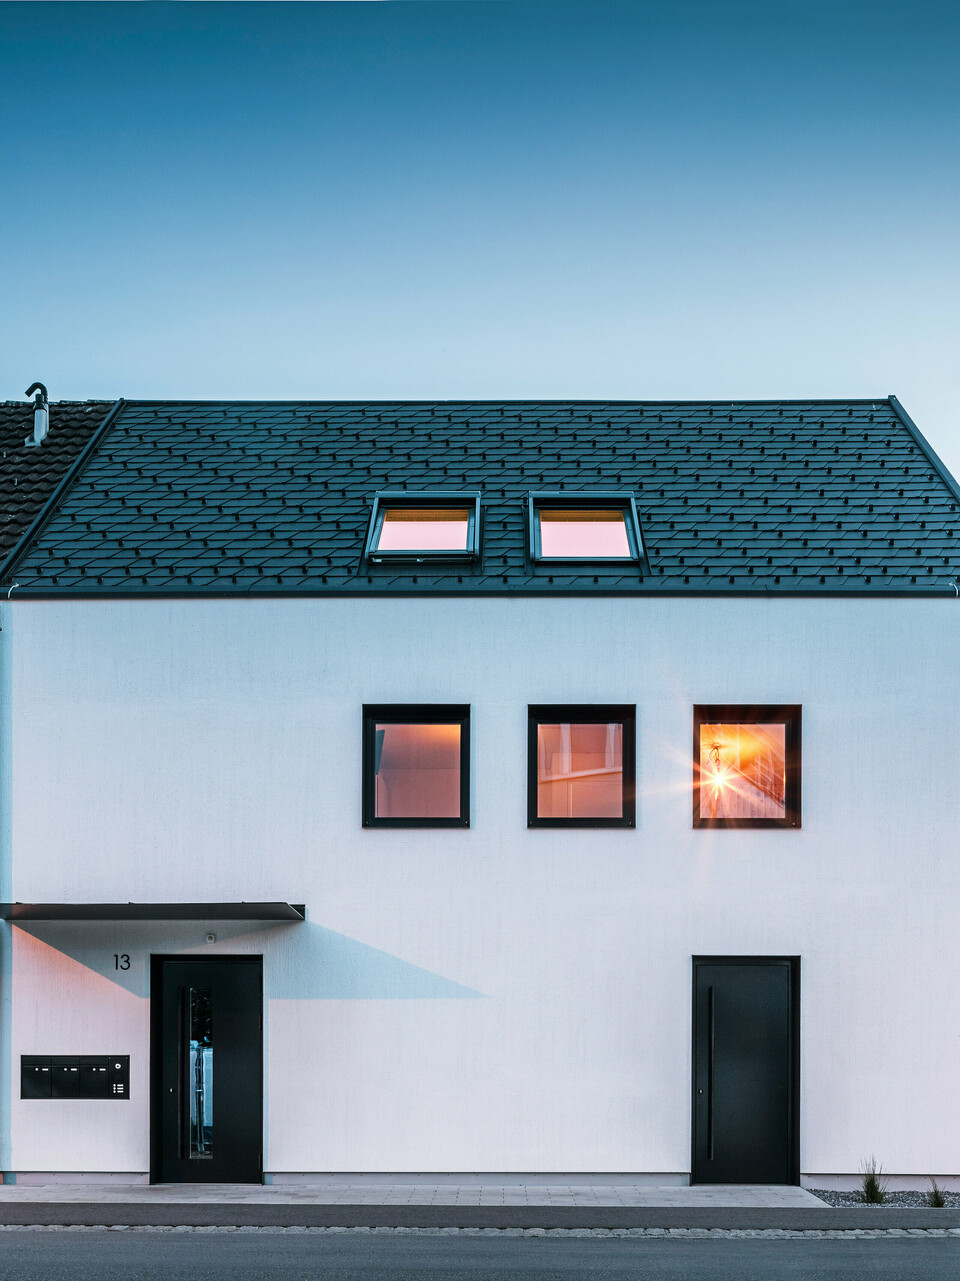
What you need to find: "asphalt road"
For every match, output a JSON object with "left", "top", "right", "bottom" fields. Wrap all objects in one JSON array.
[{"left": 0, "top": 1232, "right": 957, "bottom": 1281}]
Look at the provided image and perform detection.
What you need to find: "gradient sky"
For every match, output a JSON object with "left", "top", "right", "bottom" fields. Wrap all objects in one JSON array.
[{"left": 3, "top": 2, "right": 959, "bottom": 474}]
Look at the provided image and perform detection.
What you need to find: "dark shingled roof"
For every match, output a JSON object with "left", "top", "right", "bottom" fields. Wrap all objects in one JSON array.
[
  {"left": 0, "top": 400, "right": 115, "bottom": 568},
  {"left": 4, "top": 397, "right": 959, "bottom": 596}
]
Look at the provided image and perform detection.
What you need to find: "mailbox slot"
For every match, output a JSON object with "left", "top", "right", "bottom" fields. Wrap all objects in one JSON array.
[
  {"left": 51, "top": 1057, "right": 80, "bottom": 1098},
  {"left": 21, "top": 1056, "right": 51, "bottom": 1099},
  {"left": 79, "top": 1057, "right": 110, "bottom": 1099}
]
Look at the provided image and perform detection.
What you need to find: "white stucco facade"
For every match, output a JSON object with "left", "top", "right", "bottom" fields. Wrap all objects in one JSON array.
[{"left": 1, "top": 595, "right": 957, "bottom": 1182}]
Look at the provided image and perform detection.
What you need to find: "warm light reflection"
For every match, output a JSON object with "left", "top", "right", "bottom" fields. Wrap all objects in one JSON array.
[
  {"left": 700, "top": 723, "right": 786, "bottom": 820},
  {"left": 537, "top": 721, "right": 624, "bottom": 818},
  {"left": 375, "top": 722, "right": 462, "bottom": 818},
  {"left": 376, "top": 508, "right": 470, "bottom": 552},
  {"left": 538, "top": 509, "right": 632, "bottom": 558}
]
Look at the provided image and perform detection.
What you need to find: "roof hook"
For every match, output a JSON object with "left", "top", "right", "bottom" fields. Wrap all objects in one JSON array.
[
  {"left": 951, "top": 580, "right": 959, "bottom": 597},
  {"left": 24, "top": 382, "right": 49, "bottom": 448}
]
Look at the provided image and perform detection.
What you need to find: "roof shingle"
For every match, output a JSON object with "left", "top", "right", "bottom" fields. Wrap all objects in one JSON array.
[
  {"left": 0, "top": 399, "right": 115, "bottom": 569},
  {"left": 4, "top": 397, "right": 958, "bottom": 595}
]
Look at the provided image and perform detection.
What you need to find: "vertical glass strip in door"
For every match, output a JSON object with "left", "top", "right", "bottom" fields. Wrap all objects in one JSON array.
[{"left": 188, "top": 988, "right": 213, "bottom": 1159}]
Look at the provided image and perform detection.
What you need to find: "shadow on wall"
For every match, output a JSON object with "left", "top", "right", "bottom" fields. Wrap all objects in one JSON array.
[
  {"left": 14, "top": 921, "right": 483, "bottom": 1002},
  {"left": 266, "top": 923, "right": 484, "bottom": 1000}
]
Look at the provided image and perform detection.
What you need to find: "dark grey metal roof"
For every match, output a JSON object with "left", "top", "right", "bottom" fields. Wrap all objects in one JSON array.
[
  {"left": 0, "top": 399, "right": 115, "bottom": 568},
  {"left": 4, "top": 397, "right": 959, "bottom": 595}
]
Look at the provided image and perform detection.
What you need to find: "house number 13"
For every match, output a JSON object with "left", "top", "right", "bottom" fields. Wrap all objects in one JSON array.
[{"left": 114, "top": 954, "right": 130, "bottom": 970}]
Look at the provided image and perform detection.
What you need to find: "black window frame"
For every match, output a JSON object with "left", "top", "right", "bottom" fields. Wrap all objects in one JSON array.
[
  {"left": 527, "top": 703, "right": 636, "bottom": 829},
  {"left": 527, "top": 492, "right": 648, "bottom": 568},
  {"left": 363, "top": 491, "right": 482, "bottom": 563},
  {"left": 362, "top": 703, "right": 471, "bottom": 828},
  {"left": 693, "top": 704, "right": 802, "bottom": 830}
]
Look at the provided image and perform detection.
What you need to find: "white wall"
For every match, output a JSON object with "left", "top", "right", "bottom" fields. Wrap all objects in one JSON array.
[{"left": 4, "top": 596, "right": 959, "bottom": 1176}]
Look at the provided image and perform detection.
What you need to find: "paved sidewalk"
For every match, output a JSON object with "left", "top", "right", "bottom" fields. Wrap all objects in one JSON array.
[
  {"left": 0, "top": 1181, "right": 957, "bottom": 1231},
  {"left": 0, "top": 1181, "right": 823, "bottom": 1208}
]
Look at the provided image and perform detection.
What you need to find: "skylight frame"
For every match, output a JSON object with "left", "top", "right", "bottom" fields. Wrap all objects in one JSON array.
[
  {"left": 364, "top": 491, "right": 482, "bottom": 563},
  {"left": 527, "top": 492, "right": 647, "bottom": 568}
]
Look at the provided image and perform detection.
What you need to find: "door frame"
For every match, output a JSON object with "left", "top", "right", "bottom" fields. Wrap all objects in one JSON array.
[
  {"left": 149, "top": 954, "right": 264, "bottom": 1184},
  {"left": 690, "top": 955, "right": 801, "bottom": 1185}
]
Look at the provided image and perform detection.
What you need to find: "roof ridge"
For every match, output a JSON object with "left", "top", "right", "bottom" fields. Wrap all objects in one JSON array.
[{"left": 117, "top": 396, "right": 895, "bottom": 408}]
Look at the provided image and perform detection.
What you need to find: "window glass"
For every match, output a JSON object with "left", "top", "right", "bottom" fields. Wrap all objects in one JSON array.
[
  {"left": 374, "top": 722, "right": 462, "bottom": 819},
  {"left": 188, "top": 987, "right": 213, "bottom": 1160},
  {"left": 537, "top": 721, "right": 624, "bottom": 818},
  {"left": 538, "top": 508, "right": 631, "bottom": 558},
  {"left": 699, "top": 722, "right": 787, "bottom": 821},
  {"left": 376, "top": 508, "right": 471, "bottom": 552}
]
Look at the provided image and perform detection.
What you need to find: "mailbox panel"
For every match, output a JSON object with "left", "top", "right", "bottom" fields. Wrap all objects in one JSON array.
[
  {"left": 107, "top": 1056, "right": 130, "bottom": 1098},
  {"left": 20, "top": 1055, "right": 130, "bottom": 1099}
]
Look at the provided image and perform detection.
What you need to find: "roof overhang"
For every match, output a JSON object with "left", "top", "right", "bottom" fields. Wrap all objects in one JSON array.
[{"left": 0, "top": 902, "right": 306, "bottom": 922}]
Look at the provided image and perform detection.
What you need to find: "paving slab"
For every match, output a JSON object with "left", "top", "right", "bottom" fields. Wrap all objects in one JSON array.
[{"left": 0, "top": 1182, "right": 822, "bottom": 1208}]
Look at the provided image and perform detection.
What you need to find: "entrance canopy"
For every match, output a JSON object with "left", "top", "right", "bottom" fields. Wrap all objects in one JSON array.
[{"left": 0, "top": 902, "right": 306, "bottom": 922}]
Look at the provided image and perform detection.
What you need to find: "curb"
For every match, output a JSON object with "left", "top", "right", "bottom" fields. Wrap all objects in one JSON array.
[{"left": 0, "top": 1203, "right": 958, "bottom": 1230}]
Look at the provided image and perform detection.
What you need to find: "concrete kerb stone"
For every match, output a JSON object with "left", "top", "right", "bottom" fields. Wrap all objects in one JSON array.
[{"left": 0, "top": 1203, "right": 959, "bottom": 1231}]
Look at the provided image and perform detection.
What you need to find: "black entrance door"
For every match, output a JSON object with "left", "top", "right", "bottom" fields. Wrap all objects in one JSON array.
[
  {"left": 692, "top": 957, "right": 799, "bottom": 1184},
  {"left": 151, "top": 956, "right": 263, "bottom": 1183}
]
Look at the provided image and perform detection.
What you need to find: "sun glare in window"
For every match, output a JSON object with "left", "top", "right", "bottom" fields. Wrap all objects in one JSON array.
[
  {"left": 699, "top": 722, "right": 787, "bottom": 821},
  {"left": 376, "top": 508, "right": 471, "bottom": 552},
  {"left": 538, "top": 508, "right": 632, "bottom": 558},
  {"left": 373, "top": 721, "right": 462, "bottom": 819},
  {"left": 536, "top": 721, "right": 624, "bottom": 819}
]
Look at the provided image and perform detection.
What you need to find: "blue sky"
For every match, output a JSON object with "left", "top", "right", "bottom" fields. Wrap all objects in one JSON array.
[{"left": 3, "top": 1, "right": 959, "bottom": 473}]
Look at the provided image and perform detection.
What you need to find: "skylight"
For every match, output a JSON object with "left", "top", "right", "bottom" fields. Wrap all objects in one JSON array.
[
  {"left": 528, "top": 494, "right": 644, "bottom": 565},
  {"left": 364, "top": 492, "right": 481, "bottom": 562}
]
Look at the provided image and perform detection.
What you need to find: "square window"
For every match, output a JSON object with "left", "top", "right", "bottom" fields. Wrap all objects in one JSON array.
[
  {"left": 529, "top": 493, "right": 645, "bottom": 565},
  {"left": 364, "top": 492, "right": 481, "bottom": 562},
  {"left": 363, "top": 705, "right": 470, "bottom": 827},
  {"left": 528, "top": 704, "right": 636, "bottom": 827},
  {"left": 693, "top": 705, "right": 801, "bottom": 829}
]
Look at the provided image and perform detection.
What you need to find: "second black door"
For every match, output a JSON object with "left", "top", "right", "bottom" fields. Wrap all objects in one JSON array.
[
  {"left": 152, "top": 956, "right": 263, "bottom": 1183},
  {"left": 692, "top": 957, "right": 799, "bottom": 1184}
]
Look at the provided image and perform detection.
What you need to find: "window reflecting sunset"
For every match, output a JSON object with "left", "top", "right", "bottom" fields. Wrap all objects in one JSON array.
[
  {"left": 537, "top": 721, "right": 624, "bottom": 818},
  {"left": 699, "top": 722, "right": 786, "bottom": 821},
  {"left": 538, "top": 508, "right": 632, "bottom": 558},
  {"left": 374, "top": 721, "right": 462, "bottom": 818},
  {"left": 376, "top": 508, "right": 471, "bottom": 551}
]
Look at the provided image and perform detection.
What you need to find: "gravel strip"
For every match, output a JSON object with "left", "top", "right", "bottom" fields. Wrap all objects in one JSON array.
[
  {"left": 0, "top": 1224, "right": 955, "bottom": 1238},
  {"left": 810, "top": 1189, "right": 960, "bottom": 1208}
]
